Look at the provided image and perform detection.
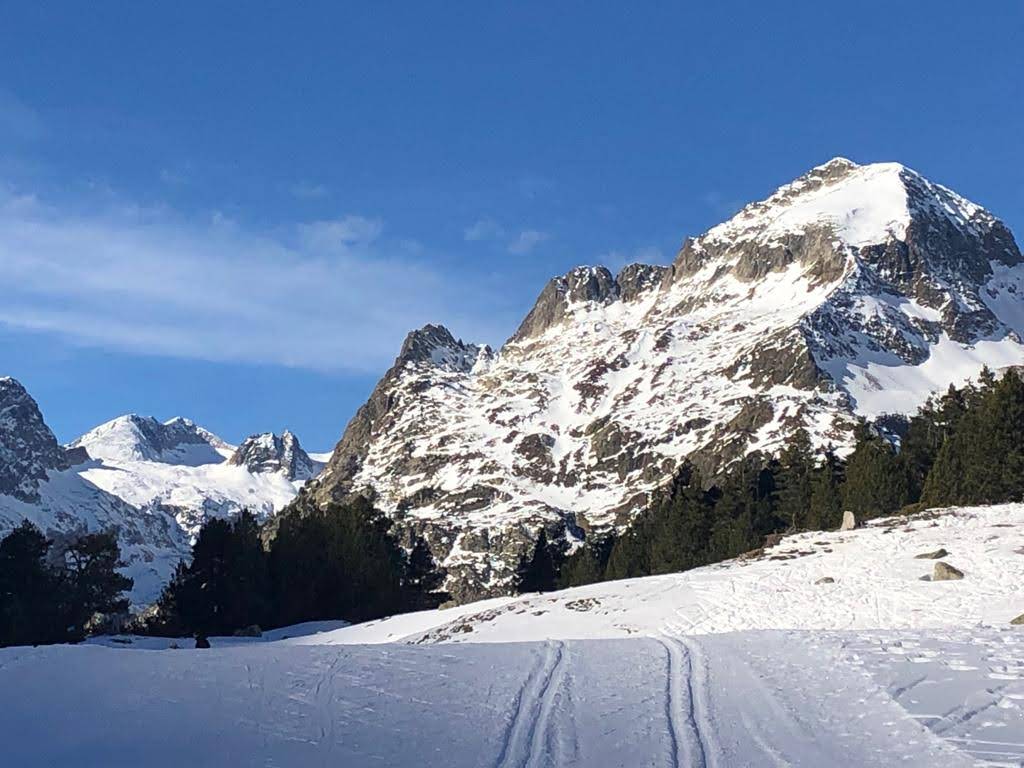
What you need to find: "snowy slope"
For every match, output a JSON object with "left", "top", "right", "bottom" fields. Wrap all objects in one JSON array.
[
  {"left": 289, "top": 503, "right": 1024, "bottom": 645},
  {"left": 307, "top": 158, "right": 1024, "bottom": 602},
  {"left": 4, "top": 503, "right": 1022, "bottom": 767}
]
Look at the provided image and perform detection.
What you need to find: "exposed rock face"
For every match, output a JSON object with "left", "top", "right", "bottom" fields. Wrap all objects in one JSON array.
[
  {"left": 296, "top": 159, "right": 1024, "bottom": 603},
  {"left": 228, "top": 431, "right": 319, "bottom": 481},
  {"left": 933, "top": 562, "right": 965, "bottom": 581},
  {"left": 0, "top": 377, "right": 68, "bottom": 502}
]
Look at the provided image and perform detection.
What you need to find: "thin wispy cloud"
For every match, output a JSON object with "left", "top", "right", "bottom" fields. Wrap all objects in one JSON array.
[
  {"left": 0, "top": 187, "right": 511, "bottom": 372},
  {"left": 463, "top": 218, "right": 504, "bottom": 242},
  {"left": 508, "top": 229, "right": 549, "bottom": 255}
]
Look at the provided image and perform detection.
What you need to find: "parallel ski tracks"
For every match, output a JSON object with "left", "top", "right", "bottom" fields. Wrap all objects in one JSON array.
[
  {"left": 494, "top": 640, "right": 568, "bottom": 768},
  {"left": 658, "top": 634, "right": 720, "bottom": 768}
]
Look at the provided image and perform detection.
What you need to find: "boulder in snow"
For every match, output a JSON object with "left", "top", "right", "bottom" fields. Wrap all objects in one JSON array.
[
  {"left": 914, "top": 548, "right": 949, "bottom": 559},
  {"left": 933, "top": 562, "right": 965, "bottom": 581}
]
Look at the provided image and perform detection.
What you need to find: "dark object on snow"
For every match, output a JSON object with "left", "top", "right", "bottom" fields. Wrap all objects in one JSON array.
[
  {"left": 914, "top": 548, "right": 949, "bottom": 559},
  {"left": 1010, "top": 613, "right": 1024, "bottom": 626},
  {"left": 194, "top": 634, "right": 210, "bottom": 649},
  {"left": 932, "top": 562, "right": 965, "bottom": 581},
  {"left": 815, "top": 576, "right": 835, "bottom": 585}
]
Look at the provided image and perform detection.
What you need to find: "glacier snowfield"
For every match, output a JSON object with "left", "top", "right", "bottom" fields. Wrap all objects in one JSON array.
[{"left": 2, "top": 503, "right": 1023, "bottom": 766}]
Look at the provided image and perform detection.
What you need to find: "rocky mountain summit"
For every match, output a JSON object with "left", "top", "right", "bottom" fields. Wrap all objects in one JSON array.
[
  {"left": 228, "top": 431, "right": 321, "bottom": 481},
  {"left": 302, "top": 158, "right": 1024, "bottom": 602}
]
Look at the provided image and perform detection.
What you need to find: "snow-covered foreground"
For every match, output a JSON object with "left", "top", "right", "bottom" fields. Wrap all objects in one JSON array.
[
  {"left": 1, "top": 504, "right": 1022, "bottom": 766},
  {"left": 4, "top": 630, "right": 1015, "bottom": 767}
]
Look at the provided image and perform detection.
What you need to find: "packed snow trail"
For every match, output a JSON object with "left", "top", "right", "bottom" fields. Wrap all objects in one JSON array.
[{"left": 0, "top": 633, "right": 982, "bottom": 767}]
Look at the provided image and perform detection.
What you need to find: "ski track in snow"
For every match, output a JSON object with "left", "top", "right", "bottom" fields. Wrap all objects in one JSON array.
[{"left": 495, "top": 640, "right": 568, "bottom": 768}]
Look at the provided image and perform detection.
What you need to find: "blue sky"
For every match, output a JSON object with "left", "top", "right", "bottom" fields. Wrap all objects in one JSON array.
[{"left": 1, "top": 2, "right": 1021, "bottom": 450}]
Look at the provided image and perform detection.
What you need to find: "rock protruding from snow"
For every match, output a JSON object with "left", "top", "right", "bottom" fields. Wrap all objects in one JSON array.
[
  {"left": 933, "top": 562, "right": 965, "bottom": 581},
  {"left": 228, "top": 431, "right": 320, "bottom": 481},
  {"left": 0, "top": 377, "right": 69, "bottom": 502},
  {"left": 70, "top": 414, "right": 230, "bottom": 466}
]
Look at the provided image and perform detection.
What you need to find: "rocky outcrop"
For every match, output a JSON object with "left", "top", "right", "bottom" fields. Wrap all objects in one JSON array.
[
  {"left": 289, "top": 159, "right": 1024, "bottom": 604},
  {"left": 0, "top": 377, "right": 69, "bottom": 502},
  {"left": 228, "top": 431, "right": 319, "bottom": 481}
]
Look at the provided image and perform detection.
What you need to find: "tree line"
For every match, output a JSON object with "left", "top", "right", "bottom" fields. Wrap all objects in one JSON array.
[
  {"left": 521, "top": 367, "right": 1024, "bottom": 592},
  {"left": 147, "top": 497, "right": 446, "bottom": 639}
]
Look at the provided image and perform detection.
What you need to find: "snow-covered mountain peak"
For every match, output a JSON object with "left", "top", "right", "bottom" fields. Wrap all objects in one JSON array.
[
  {"left": 698, "top": 159, "right": 998, "bottom": 256},
  {"left": 227, "top": 430, "right": 321, "bottom": 481},
  {"left": 70, "top": 413, "right": 231, "bottom": 466}
]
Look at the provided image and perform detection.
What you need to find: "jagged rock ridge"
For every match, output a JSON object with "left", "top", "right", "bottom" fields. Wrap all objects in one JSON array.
[
  {"left": 229, "top": 431, "right": 321, "bottom": 481},
  {"left": 301, "top": 158, "right": 1024, "bottom": 604}
]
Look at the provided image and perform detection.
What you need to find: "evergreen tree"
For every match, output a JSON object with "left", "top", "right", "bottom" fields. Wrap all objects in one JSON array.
[
  {"left": 269, "top": 498, "right": 406, "bottom": 626},
  {"left": 516, "top": 528, "right": 565, "bottom": 593},
  {"left": 842, "top": 423, "right": 908, "bottom": 518},
  {"left": 403, "top": 537, "right": 448, "bottom": 610},
  {"left": 0, "top": 522, "right": 61, "bottom": 647},
  {"left": 923, "top": 370, "right": 1024, "bottom": 506},
  {"left": 52, "top": 530, "right": 132, "bottom": 640},
  {"left": 808, "top": 447, "right": 845, "bottom": 529},
  {"left": 157, "top": 510, "right": 270, "bottom": 636},
  {"left": 558, "top": 536, "right": 612, "bottom": 589},
  {"left": 774, "top": 428, "right": 815, "bottom": 529}
]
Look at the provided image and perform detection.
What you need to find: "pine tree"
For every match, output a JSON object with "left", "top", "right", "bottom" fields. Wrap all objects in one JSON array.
[
  {"left": 842, "top": 423, "right": 908, "bottom": 518},
  {"left": 516, "top": 529, "right": 565, "bottom": 593},
  {"left": 52, "top": 530, "right": 132, "bottom": 640},
  {"left": 269, "top": 498, "right": 407, "bottom": 626},
  {"left": 157, "top": 510, "right": 270, "bottom": 636},
  {"left": 558, "top": 537, "right": 612, "bottom": 588},
  {"left": 775, "top": 428, "right": 815, "bottom": 529},
  {"left": 403, "top": 538, "right": 448, "bottom": 610},
  {"left": 808, "top": 447, "right": 845, "bottom": 529},
  {"left": 0, "top": 522, "right": 61, "bottom": 647}
]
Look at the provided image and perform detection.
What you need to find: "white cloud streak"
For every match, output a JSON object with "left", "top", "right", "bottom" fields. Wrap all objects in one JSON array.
[
  {"left": 0, "top": 188, "right": 510, "bottom": 372},
  {"left": 508, "top": 229, "right": 549, "bottom": 255}
]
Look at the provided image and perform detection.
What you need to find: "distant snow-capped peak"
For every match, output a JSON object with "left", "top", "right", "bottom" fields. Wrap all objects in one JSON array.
[
  {"left": 228, "top": 430, "right": 322, "bottom": 481},
  {"left": 69, "top": 414, "right": 233, "bottom": 466}
]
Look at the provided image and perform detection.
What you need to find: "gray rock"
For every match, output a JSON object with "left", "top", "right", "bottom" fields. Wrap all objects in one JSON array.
[
  {"left": 933, "top": 561, "right": 965, "bottom": 581},
  {"left": 229, "top": 431, "right": 318, "bottom": 481},
  {"left": 914, "top": 548, "right": 949, "bottom": 559},
  {"left": 815, "top": 576, "right": 836, "bottom": 585},
  {"left": 1011, "top": 613, "right": 1024, "bottom": 626},
  {"left": 839, "top": 511, "right": 857, "bottom": 531}
]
